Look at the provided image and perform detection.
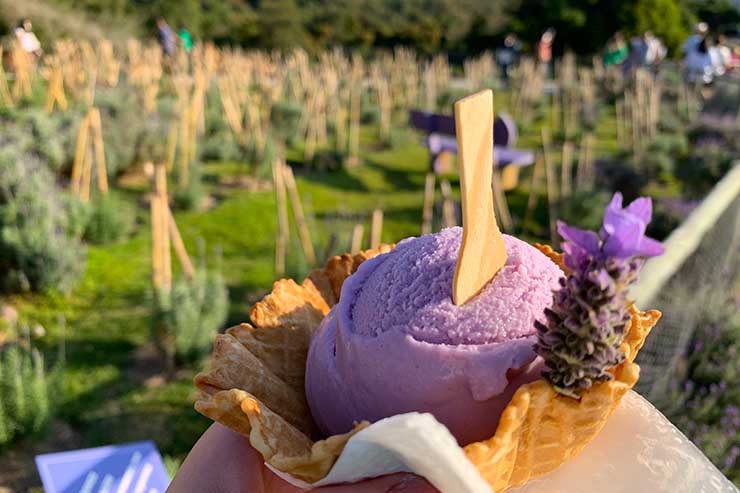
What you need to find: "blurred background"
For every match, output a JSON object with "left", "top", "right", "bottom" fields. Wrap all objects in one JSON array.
[{"left": 0, "top": 0, "right": 738, "bottom": 491}]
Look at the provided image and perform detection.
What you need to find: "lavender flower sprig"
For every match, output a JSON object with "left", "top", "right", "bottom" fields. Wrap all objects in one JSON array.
[{"left": 535, "top": 193, "right": 664, "bottom": 399}]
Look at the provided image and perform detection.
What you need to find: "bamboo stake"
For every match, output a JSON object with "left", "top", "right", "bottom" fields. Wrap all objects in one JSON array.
[
  {"left": 80, "top": 146, "right": 92, "bottom": 202},
  {"left": 370, "top": 209, "right": 383, "bottom": 250},
  {"left": 440, "top": 179, "right": 457, "bottom": 228},
  {"left": 151, "top": 180, "right": 164, "bottom": 290},
  {"left": 71, "top": 114, "right": 90, "bottom": 195},
  {"left": 491, "top": 173, "right": 512, "bottom": 233},
  {"left": 155, "top": 164, "right": 172, "bottom": 292},
  {"left": 165, "top": 121, "right": 178, "bottom": 171},
  {"left": 167, "top": 206, "right": 196, "bottom": 280},
  {"left": 541, "top": 128, "right": 558, "bottom": 245},
  {"left": 282, "top": 163, "right": 317, "bottom": 266},
  {"left": 560, "top": 141, "right": 574, "bottom": 198},
  {"left": 421, "top": 173, "right": 436, "bottom": 235},
  {"left": 272, "top": 159, "right": 289, "bottom": 277},
  {"left": 0, "top": 48, "right": 13, "bottom": 107},
  {"left": 350, "top": 224, "right": 364, "bottom": 254},
  {"left": 90, "top": 108, "right": 108, "bottom": 196},
  {"left": 523, "top": 155, "right": 544, "bottom": 232}
]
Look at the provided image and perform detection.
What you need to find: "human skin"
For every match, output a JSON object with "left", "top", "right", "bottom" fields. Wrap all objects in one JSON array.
[{"left": 168, "top": 424, "right": 440, "bottom": 493}]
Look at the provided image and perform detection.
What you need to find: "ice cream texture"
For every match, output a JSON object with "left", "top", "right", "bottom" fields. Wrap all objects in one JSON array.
[{"left": 305, "top": 227, "right": 564, "bottom": 445}]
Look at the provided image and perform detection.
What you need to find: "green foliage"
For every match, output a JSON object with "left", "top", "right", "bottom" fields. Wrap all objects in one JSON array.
[
  {"left": 270, "top": 101, "right": 305, "bottom": 147},
  {"left": 0, "top": 107, "right": 80, "bottom": 173},
  {"left": 95, "top": 85, "right": 172, "bottom": 177},
  {"left": 675, "top": 143, "right": 734, "bottom": 197},
  {"left": 594, "top": 155, "right": 648, "bottom": 202},
  {"left": 0, "top": 151, "right": 85, "bottom": 293},
  {"left": 660, "top": 293, "right": 740, "bottom": 483},
  {"left": 153, "top": 265, "right": 229, "bottom": 363},
  {"left": 0, "top": 343, "right": 57, "bottom": 447},
  {"left": 627, "top": 0, "right": 689, "bottom": 56},
  {"left": 199, "top": 131, "right": 242, "bottom": 162},
  {"left": 83, "top": 194, "right": 135, "bottom": 245},
  {"left": 558, "top": 190, "right": 612, "bottom": 232},
  {"left": 309, "top": 148, "right": 346, "bottom": 171},
  {"left": 173, "top": 165, "right": 205, "bottom": 211}
]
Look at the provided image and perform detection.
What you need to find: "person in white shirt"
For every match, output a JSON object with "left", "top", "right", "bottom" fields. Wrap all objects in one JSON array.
[{"left": 14, "top": 19, "right": 42, "bottom": 59}]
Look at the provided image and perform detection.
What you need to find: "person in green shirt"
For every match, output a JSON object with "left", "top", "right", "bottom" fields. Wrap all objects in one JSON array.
[
  {"left": 604, "top": 32, "right": 628, "bottom": 67},
  {"left": 178, "top": 28, "right": 193, "bottom": 52}
]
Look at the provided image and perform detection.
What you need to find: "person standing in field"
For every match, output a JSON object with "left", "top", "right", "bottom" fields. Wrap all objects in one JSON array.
[
  {"left": 603, "top": 32, "right": 628, "bottom": 68},
  {"left": 537, "top": 28, "right": 555, "bottom": 77},
  {"left": 156, "top": 17, "right": 177, "bottom": 58},
  {"left": 14, "top": 19, "right": 43, "bottom": 59},
  {"left": 179, "top": 28, "right": 194, "bottom": 52},
  {"left": 496, "top": 33, "right": 521, "bottom": 86}
]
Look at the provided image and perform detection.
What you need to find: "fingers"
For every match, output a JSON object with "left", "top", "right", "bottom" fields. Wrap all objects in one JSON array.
[{"left": 309, "top": 473, "right": 439, "bottom": 493}]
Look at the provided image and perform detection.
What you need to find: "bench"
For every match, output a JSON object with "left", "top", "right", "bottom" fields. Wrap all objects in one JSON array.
[{"left": 409, "top": 109, "right": 535, "bottom": 190}]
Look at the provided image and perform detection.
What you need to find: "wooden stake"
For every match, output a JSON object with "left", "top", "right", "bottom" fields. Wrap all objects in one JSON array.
[
  {"left": 440, "top": 179, "right": 457, "bottom": 228},
  {"left": 452, "top": 89, "right": 507, "bottom": 306},
  {"left": 71, "top": 114, "right": 90, "bottom": 195},
  {"left": 523, "top": 155, "right": 544, "bottom": 232},
  {"left": 0, "top": 48, "right": 13, "bottom": 107},
  {"left": 167, "top": 206, "right": 196, "bottom": 280},
  {"left": 421, "top": 173, "right": 436, "bottom": 235},
  {"left": 89, "top": 108, "right": 108, "bottom": 196},
  {"left": 155, "top": 164, "right": 172, "bottom": 292},
  {"left": 541, "top": 127, "right": 558, "bottom": 245},
  {"left": 272, "top": 159, "right": 289, "bottom": 277},
  {"left": 491, "top": 173, "right": 512, "bottom": 233},
  {"left": 560, "top": 141, "right": 574, "bottom": 198},
  {"left": 350, "top": 224, "right": 364, "bottom": 254},
  {"left": 370, "top": 209, "right": 383, "bottom": 250},
  {"left": 282, "top": 163, "right": 317, "bottom": 266}
]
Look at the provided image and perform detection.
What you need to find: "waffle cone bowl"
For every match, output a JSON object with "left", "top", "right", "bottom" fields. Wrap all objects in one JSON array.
[{"left": 194, "top": 243, "right": 660, "bottom": 491}]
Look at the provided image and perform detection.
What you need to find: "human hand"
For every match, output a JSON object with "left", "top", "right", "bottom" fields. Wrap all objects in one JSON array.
[{"left": 168, "top": 423, "right": 440, "bottom": 493}]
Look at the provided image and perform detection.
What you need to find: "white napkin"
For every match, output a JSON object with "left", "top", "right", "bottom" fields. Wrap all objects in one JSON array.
[{"left": 270, "top": 391, "right": 737, "bottom": 493}]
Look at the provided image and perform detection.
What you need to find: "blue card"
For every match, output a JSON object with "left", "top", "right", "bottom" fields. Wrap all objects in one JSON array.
[{"left": 35, "top": 441, "right": 170, "bottom": 493}]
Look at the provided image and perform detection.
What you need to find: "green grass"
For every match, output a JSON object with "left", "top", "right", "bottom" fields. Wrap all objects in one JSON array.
[{"left": 0, "top": 95, "right": 623, "bottom": 489}]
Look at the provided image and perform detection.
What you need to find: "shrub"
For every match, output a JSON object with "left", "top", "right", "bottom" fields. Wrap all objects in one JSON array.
[
  {"left": 558, "top": 190, "right": 612, "bottom": 232},
  {"left": 660, "top": 295, "right": 740, "bottom": 483},
  {"left": 675, "top": 144, "right": 734, "bottom": 197},
  {"left": 0, "top": 343, "right": 59, "bottom": 447},
  {"left": 199, "top": 131, "right": 242, "bottom": 162},
  {"left": 83, "top": 194, "right": 135, "bottom": 245},
  {"left": 0, "top": 151, "right": 85, "bottom": 293},
  {"left": 647, "top": 197, "right": 698, "bottom": 240},
  {"left": 593, "top": 156, "right": 648, "bottom": 202},
  {"left": 309, "top": 148, "right": 345, "bottom": 171},
  {"left": 270, "top": 100, "right": 304, "bottom": 146},
  {"left": 173, "top": 164, "right": 205, "bottom": 211},
  {"left": 153, "top": 264, "right": 229, "bottom": 363}
]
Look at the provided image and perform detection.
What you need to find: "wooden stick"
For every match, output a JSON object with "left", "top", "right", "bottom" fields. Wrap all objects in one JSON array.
[
  {"left": 560, "top": 141, "right": 574, "bottom": 198},
  {"left": 491, "top": 172, "right": 512, "bottom": 233},
  {"left": 151, "top": 182, "right": 163, "bottom": 290},
  {"left": 421, "top": 173, "right": 436, "bottom": 235},
  {"left": 165, "top": 120, "right": 178, "bottom": 171},
  {"left": 440, "top": 179, "right": 457, "bottom": 228},
  {"left": 452, "top": 89, "right": 507, "bottom": 306},
  {"left": 272, "top": 159, "right": 289, "bottom": 277},
  {"left": 282, "top": 163, "right": 317, "bottom": 266},
  {"left": 541, "top": 127, "right": 558, "bottom": 245},
  {"left": 71, "top": 114, "right": 91, "bottom": 196},
  {"left": 80, "top": 146, "right": 93, "bottom": 203},
  {"left": 370, "top": 209, "right": 383, "bottom": 250},
  {"left": 155, "top": 164, "right": 172, "bottom": 292},
  {"left": 167, "top": 206, "right": 196, "bottom": 280},
  {"left": 90, "top": 108, "right": 108, "bottom": 196},
  {"left": 350, "top": 224, "right": 364, "bottom": 254},
  {"left": 523, "top": 155, "right": 544, "bottom": 232}
]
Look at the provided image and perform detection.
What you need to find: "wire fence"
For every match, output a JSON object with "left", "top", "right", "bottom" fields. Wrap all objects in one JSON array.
[{"left": 632, "top": 162, "right": 740, "bottom": 402}]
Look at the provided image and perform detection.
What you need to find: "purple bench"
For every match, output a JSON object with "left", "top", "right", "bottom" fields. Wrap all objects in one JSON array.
[{"left": 409, "top": 109, "right": 535, "bottom": 189}]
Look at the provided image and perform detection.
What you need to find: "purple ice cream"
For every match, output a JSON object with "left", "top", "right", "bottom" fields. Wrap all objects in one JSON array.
[{"left": 305, "top": 227, "right": 563, "bottom": 445}]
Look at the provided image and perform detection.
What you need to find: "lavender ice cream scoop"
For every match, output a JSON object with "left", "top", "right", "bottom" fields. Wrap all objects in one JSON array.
[{"left": 305, "top": 227, "right": 563, "bottom": 445}]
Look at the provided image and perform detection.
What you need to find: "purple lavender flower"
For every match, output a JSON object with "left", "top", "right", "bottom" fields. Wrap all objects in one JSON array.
[{"left": 535, "top": 192, "right": 664, "bottom": 399}]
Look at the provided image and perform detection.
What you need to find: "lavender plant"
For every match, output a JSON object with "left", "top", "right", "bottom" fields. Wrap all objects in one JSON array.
[{"left": 535, "top": 193, "right": 664, "bottom": 398}]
